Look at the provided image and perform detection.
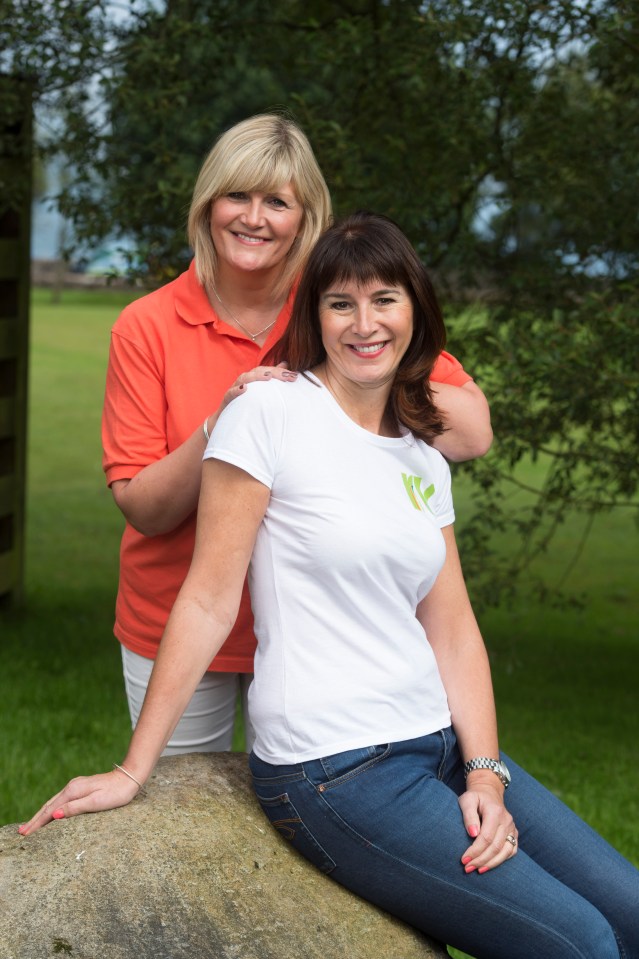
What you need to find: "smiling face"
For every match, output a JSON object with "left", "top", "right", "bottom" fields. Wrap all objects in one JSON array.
[
  {"left": 209, "top": 185, "right": 303, "bottom": 281},
  {"left": 318, "top": 278, "right": 414, "bottom": 394}
]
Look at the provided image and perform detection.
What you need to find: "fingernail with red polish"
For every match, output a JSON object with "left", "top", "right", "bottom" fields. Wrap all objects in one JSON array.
[
  {"left": 468, "top": 825, "right": 479, "bottom": 838},
  {"left": 478, "top": 866, "right": 489, "bottom": 874},
  {"left": 464, "top": 865, "right": 476, "bottom": 873},
  {"left": 461, "top": 856, "right": 472, "bottom": 865},
  {"left": 17, "top": 825, "right": 26, "bottom": 835},
  {"left": 52, "top": 809, "right": 65, "bottom": 820}
]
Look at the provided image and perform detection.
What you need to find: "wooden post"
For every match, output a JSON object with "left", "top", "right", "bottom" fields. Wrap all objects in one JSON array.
[{"left": 0, "top": 75, "right": 32, "bottom": 606}]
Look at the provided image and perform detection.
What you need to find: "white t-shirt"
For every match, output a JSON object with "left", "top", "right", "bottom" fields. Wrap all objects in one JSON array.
[{"left": 206, "top": 373, "right": 454, "bottom": 764}]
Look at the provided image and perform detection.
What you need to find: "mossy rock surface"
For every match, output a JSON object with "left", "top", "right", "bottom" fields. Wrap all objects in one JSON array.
[{"left": 0, "top": 752, "right": 448, "bottom": 958}]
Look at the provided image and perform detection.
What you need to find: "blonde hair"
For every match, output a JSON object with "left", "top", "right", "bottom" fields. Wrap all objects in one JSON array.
[{"left": 188, "top": 114, "right": 332, "bottom": 298}]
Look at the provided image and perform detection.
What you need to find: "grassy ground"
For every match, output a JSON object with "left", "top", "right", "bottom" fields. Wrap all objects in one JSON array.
[
  {"left": 1, "top": 287, "right": 637, "bottom": 958},
  {"left": 2, "top": 288, "right": 139, "bottom": 821}
]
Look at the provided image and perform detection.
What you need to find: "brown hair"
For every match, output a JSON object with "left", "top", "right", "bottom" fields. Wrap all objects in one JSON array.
[
  {"left": 268, "top": 212, "right": 447, "bottom": 441},
  {"left": 188, "top": 114, "right": 332, "bottom": 299}
]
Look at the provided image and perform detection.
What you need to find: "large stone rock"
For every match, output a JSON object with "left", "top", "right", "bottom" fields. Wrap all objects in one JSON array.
[{"left": 0, "top": 753, "right": 448, "bottom": 959}]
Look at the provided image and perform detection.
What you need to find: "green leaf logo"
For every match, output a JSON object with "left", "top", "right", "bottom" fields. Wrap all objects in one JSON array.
[{"left": 402, "top": 473, "right": 435, "bottom": 513}]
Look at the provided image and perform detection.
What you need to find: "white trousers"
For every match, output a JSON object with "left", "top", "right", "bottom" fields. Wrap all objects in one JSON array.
[{"left": 121, "top": 646, "right": 255, "bottom": 754}]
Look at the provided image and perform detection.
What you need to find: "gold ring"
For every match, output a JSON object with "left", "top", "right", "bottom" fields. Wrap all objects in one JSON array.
[{"left": 505, "top": 834, "right": 517, "bottom": 847}]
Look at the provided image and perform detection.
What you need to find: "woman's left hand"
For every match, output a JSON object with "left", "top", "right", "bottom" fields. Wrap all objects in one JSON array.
[{"left": 458, "top": 781, "right": 518, "bottom": 874}]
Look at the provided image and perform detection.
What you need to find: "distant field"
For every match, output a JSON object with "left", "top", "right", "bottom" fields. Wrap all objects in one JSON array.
[{"left": 3, "top": 288, "right": 637, "bottom": 892}]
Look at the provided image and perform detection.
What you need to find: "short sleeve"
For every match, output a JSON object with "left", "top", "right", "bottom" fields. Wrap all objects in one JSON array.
[
  {"left": 426, "top": 447, "right": 456, "bottom": 528},
  {"left": 102, "top": 329, "right": 169, "bottom": 485},
  {"left": 205, "top": 381, "right": 286, "bottom": 489},
  {"left": 431, "top": 349, "right": 473, "bottom": 387}
]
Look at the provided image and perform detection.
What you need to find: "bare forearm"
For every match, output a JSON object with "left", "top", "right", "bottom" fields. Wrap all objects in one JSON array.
[
  {"left": 430, "top": 381, "right": 492, "bottom": 462},
  {"left": 437, "top": 629, "right": 500, "bottom": 763},
  {"left": 112, "top": 417, "right": 216, "bottom": 537},
  {"left": 120, "top": 592, "right": 237, "bottom": 781},
  {"left": 18, "top": 587, "right": 239, "bottom": 835},
  {"left": 419, "top": 526, "right": 500, "bottom": 762}
]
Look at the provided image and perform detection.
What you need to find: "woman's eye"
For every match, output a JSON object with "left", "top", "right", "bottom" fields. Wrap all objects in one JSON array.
[
  {"left": 376, "top": 297, "right": 395, "bottom": 306},
  {"left": 227, "top": 192, "right": 247, "bottom": 201},
  {"left": 268, "top": 196, "right": 287, "bottom": 208},
  {"left": 330, "top": 300, "right": 351, "bottom": 311}
]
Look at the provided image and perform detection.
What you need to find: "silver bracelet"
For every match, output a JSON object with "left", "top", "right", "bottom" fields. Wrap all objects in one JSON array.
[
  {"left": 113, "top": 762, "right": 146, "bottom": 794},
  {"left": 202, "top": 416, "right": 211, "bottom": 443}
]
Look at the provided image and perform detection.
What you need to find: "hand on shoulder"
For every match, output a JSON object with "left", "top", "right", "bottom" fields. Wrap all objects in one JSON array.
[{"left": 218, "top": 363, "right": 298, "bottom": 414}]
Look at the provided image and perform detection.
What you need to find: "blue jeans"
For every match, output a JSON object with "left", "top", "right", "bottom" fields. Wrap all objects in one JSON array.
[{"left": 249, "top": 728, "right": 639, "bottom": 959}]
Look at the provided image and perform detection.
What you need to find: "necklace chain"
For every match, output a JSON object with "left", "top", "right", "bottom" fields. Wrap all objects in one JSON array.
[{"left": 212, "top": 285, "right": 277, "bottom": 342}]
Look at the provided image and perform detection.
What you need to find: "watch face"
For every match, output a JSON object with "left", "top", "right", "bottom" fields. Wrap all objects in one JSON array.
[{"left": 499, "top": 760, "right": 511, "bottom": 783}]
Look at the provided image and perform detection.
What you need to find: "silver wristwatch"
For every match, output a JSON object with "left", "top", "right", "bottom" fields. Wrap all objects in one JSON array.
[{"left": 463, "top": 757, "right": 511, "bottom": 789}]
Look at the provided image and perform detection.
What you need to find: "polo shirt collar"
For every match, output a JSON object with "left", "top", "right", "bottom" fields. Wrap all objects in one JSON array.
[
  {"left": 174, "top": 260, "right": 298, "bottom": 354},
  {"left": 174, "top": 259, "right": 221, "bottom": 327}
]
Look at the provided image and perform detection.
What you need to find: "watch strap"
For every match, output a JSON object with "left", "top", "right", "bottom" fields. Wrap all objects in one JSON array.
[{"left": 463, "top": 757, "right": 510, "bottom": 788}]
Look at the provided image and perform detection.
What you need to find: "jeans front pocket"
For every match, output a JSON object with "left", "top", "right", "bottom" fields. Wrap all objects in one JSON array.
[
  {"left": 253, "top": 790, "right": 336, "bottom": 874},
  {"left": 317, "top": 742, "right": 391, "bottom": 792}
]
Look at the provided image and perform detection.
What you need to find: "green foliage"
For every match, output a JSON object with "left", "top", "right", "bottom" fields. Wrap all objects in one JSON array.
[
  {"left": 453, "top": 282, "right": 639, "bottom": 607},
  {"left": 3, "top": 0, "right": 638, "bottom": 603}
]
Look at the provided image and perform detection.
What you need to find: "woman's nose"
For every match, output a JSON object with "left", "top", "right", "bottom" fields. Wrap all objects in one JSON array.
[
  {"left": 352, "top": 306, "right": 377, "bottom": 336},
  {"left": 241, "top": 198, "right": 265, "bottom": 229}
]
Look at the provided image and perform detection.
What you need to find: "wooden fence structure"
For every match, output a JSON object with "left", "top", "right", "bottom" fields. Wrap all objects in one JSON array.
[{"left": 0, "top": 75, "right": 32, "bottom": 605}]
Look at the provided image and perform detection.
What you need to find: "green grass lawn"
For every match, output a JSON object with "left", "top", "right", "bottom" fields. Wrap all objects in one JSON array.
[
  {"left": 2, "top": 288, "right": 139, "bottom": 821},
  {"left": 1, "top": 287, "right": 637, "bottom": 959}
]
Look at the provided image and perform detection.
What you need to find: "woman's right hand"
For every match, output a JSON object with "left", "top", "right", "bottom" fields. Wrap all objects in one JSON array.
[
  {"left": 17, "top": 769, "right": 140, "bottom": 836},
  {"left": 217, "top": 362, "right": 297, "bottom": 413}
]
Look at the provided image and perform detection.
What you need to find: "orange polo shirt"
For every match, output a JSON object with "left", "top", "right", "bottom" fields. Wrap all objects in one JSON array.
[{"left": 102, "top": 261, "right": 471, "bottom": 671}]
